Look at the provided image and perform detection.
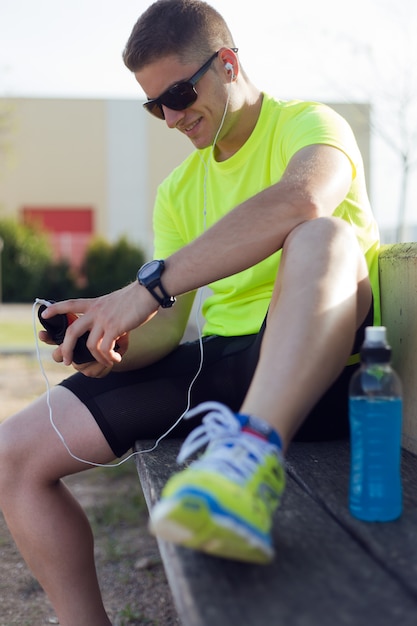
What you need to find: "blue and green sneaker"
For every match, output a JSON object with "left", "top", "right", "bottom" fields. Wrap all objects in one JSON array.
[{"left": 149, "top": 401, "right": 285, "bottom": 564}]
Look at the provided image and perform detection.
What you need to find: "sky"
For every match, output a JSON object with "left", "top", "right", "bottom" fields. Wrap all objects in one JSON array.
[
  {"left": 1, "top": 0, "right": 409, "bottom": 101},
  {"left": 1, "top": 0, "right": 417, "bottom": 233}
]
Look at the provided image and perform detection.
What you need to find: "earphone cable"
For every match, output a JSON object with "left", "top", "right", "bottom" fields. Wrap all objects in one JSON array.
[{"left": 33, "top": 74, "right": 233, "bottom": 468}]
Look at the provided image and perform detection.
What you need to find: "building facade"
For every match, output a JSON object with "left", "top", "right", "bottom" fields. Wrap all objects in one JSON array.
[{"left": 0, "top": 97, "right": 370, "bottom": 265}]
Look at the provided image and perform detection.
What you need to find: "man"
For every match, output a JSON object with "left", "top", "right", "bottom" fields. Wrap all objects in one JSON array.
[{"left": 0, "top": 1, "right": 380, "bottom": 624}]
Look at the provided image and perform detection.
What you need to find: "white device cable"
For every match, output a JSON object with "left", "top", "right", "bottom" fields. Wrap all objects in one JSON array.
[
  {"left": 33, "top": 73, "right": 234, "bottom": 468},
  {"left": 33, "top": 298, "right": 204, "bottom": 468},
  {"left": 198, "top": 71, "right": 233, "bottom": 225}
]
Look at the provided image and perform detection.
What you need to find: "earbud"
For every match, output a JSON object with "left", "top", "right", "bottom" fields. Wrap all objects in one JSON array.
[{"left": 224, "top": 62, "right": 235, "bottom": 79}]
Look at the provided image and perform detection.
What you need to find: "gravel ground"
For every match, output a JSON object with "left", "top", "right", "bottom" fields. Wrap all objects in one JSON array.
[{"left": 0, "top": 319, "right": 180, "bottom": 626}]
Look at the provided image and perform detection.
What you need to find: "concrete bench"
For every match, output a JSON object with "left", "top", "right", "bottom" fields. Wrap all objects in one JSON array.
[
  {"left": 135, "top": 242, "right": 417, "bottom": 626},
  {"left": 379, "top": 243, "right": 417, "bottom": 454}
]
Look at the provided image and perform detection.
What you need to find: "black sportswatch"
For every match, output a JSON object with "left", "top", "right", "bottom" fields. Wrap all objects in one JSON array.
[{"left": 137, "top": 259, "right": 176, "bottom": 308}]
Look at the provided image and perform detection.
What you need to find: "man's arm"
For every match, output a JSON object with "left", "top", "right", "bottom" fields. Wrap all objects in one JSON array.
[
  {"left": 163, "top": 143, "right": 353, "bottom": 295},
  {"left": 44, "top": 144, "right": 353, "bottom": 365},
  {"left": 44, "top": 291, "right": 195, "bottom": 375},
  {"left": 113, "top": 291, "right": 195, "bottom": 371}
]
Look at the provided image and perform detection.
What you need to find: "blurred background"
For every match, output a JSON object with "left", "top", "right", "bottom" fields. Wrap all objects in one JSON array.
[{"left": 1, "top": 0, "right": 416, "bottom": 307}]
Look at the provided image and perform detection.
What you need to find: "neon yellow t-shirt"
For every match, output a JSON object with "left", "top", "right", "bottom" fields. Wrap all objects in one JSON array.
[{"left": 153, "top": 93, "right": 380, "bottom": 336}]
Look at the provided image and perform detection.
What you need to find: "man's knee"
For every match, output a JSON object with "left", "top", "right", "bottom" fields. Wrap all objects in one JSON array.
[
  {"left": 285, "top": 216, "right": 356, "bottom": 249},
  {"left": 0, "top": 404, "right": 49, "bottom": 483},
  {"left": 0, "top": 418, "right": 24, "bottom": 491},
  {"left": 282, "top": 218, "right": 364, "bottom": 274}
]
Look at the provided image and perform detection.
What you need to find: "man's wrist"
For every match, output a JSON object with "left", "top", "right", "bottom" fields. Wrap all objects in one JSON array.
[{"left": 137, "top": 259, "right": 176, "bottom": 308}]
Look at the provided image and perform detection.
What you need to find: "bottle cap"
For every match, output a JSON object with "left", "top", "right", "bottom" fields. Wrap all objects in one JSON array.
[
  {"left": 361, "top": 326, "right": 391, "bottom": 362},
  {"left": 364, "top": 326, "right": 387, "bottom": 345}
]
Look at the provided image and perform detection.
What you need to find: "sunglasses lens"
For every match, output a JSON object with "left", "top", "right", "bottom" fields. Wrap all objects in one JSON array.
[
  {"left": 143, "top": 101, "right": 165, "bottom": 119},
  {"left": 163, "top": 83, "right": 197, "bottom": 110},
  {"left": 143, "top": 82, "right": 198, "bottom": 119}
]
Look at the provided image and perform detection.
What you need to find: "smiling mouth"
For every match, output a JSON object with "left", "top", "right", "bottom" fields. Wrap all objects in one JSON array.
[{"left": 183, "top": 117, "right": 202, "bottom": 133}]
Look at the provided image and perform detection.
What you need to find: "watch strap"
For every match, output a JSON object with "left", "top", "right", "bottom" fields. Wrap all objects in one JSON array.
[
  {"left": 146, "top": 280, "right": 176, "bottom": 308},
  {"left": 137, "top": 260, "right": 176, "bottom": 308}
]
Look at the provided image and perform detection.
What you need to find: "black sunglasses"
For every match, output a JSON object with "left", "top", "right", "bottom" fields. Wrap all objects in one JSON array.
[{"left": 143, "top": 48, "right": 238, "bottom": 120}]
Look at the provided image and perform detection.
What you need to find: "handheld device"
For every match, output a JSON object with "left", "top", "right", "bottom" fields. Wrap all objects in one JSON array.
[{"left": 37, "top": 301, "right": 95, "bottom": 364}]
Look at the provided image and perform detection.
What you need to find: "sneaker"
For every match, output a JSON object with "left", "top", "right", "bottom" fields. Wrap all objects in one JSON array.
[{"left": 149, "top": 401, "right": 286, "bottom": 564}]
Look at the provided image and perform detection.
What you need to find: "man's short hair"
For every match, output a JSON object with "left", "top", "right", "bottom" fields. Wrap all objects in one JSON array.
[{"left": 123, "top": 0, "right": 235, "bottom": 72}]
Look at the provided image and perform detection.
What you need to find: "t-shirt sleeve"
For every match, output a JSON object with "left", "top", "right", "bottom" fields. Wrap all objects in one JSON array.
[
  {"left": 152, "top": 178, "right": 186, "bottom": 259},
  {"left": 279, "top": 102, "right": 361, "bottom": 178}
]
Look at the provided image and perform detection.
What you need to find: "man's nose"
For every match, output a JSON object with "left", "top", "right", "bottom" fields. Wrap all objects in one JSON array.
[{"left": 163, "top": 106, "right": 186, "bottom": 128}]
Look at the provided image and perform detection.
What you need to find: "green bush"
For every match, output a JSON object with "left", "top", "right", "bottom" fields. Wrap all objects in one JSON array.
[
  {"left": 0, "top": 221, "right": 146, "bottom": 302},
  {"left": 81, "top": 235, "right": 146, "bottom": 297},
  {"left": 40, "top": 259, "right": 80, "bottom": 302},
  {"left": 0, "top": 218, "right": 52, "bottom": 302}
]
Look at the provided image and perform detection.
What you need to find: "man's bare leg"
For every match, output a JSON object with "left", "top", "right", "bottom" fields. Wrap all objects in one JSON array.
[
  {"left": 241, "top": 217, "right": 373, "bottom": 449},
  {"left": 0, "top": 386, "right": 116, "bottom": 626}
]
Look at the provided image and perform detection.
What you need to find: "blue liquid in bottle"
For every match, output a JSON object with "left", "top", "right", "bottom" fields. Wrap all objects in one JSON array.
[{"left": 349, "top": 327, "right": 402, "bottom": 522}]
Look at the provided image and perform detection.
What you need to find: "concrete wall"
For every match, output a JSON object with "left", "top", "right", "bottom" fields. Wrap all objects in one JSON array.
[
  {"left": 0, "top": 97, "right": 367, "bottom": 261},
  {"left": 0, "top": 97, "right": 193, "bottom": 258},
  {"left": 0, "top": 98, "right": 107, "bottom": 230},
  {"left": 106, "top": 100, "right": 147, "bottom": 247},
  {"left": 379, "top": 243, "right": 417, "bottom": 454}
]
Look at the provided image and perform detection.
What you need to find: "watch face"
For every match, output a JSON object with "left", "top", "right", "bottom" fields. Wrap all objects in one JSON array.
[
  {"left": 140, "top": 260, "right": 160, "bottom": 280},
  {"left": 137, "top": 259, "right": 174, "bottom": 308}
]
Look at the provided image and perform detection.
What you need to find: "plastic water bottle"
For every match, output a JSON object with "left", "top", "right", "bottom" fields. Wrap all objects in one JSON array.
[{"left": 348, "top": 326, "right": 402, "bottom": 521}]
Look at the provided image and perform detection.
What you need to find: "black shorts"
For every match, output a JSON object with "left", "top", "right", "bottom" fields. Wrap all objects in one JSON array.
[{"left": 60, "top": 304, "right": 373, "bottom": 457}]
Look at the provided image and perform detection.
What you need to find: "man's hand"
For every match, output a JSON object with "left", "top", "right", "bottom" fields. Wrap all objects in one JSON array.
[
  {"left": 39, "top": 330, "right": 130, "bottom": 377},
  {"left": 40, "top": 281, "right": 159, "bottom": 367}
]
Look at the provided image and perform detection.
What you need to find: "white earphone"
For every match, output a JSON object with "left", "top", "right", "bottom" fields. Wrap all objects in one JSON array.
[{"left": 224, "top": 62, "right": 235, "bottom": 79}]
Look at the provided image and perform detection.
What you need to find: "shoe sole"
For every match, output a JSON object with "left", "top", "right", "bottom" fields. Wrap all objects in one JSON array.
[{"left": 149, "top": 490, "right": 274, "bottom": 564}]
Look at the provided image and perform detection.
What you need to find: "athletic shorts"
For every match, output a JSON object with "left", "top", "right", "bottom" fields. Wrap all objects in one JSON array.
[{"left": 60, "top": 303, "right": 373, "bottom": 458}]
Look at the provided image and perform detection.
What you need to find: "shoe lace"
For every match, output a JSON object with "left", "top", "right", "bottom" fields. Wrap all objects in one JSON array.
[{"left": 176, "top": 401, "right": 280, "bottom": 485}]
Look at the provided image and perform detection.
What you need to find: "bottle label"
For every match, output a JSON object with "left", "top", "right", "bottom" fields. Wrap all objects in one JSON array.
[{"left": 349, "top": 397, "right": 402, "bottom": 522}]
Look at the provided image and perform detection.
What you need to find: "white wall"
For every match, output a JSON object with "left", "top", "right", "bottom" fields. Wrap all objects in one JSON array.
[{"left": 106, "top": 100, "right": 148, "bottom": 251}]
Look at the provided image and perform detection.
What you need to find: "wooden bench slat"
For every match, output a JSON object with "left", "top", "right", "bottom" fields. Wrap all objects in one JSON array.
[
  {"left": 135, "top": 439, "right": 417, "bottom": 626},
  {"left": 286, "top": 441, "right": 417, "bottom": 597}
]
